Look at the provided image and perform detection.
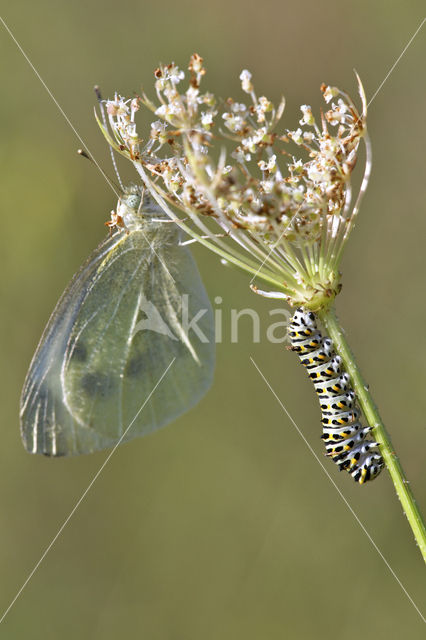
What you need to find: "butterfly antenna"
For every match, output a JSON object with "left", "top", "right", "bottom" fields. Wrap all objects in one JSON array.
[
  {"left": 77, "top": 149, "right": 121, "bottom": 192},
  {"left": 94, "top": 85, "right": 125, "bottom": 192}
]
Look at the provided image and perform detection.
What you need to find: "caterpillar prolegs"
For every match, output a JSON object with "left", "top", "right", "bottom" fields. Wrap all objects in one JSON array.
[{"left": 288, "top": 308, "right": 384, "bottom": 484}]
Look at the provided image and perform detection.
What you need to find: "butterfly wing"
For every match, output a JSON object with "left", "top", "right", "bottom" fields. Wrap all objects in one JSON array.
[{"left": 20, "top": 225, "right": 214, "bottom": 456}]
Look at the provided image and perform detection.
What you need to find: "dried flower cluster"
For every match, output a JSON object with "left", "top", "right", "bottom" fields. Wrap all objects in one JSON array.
[{"left": 98, "top": 54, "right": 371, "bottom": 310}]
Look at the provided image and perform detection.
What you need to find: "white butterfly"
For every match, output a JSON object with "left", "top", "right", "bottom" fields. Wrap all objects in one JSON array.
[{"left": 20, "top": 186, "right": 214, "bottom": 456}]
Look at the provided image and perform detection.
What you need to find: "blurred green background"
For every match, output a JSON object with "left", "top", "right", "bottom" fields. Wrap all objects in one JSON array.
[{"left": 1, "top": 1, "right": 425, "bottom": 637}]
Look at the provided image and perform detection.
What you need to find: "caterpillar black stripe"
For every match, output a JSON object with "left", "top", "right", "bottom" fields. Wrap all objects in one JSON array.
[{"left": 288, "top": 308, "right": 384, "bottom": 484}]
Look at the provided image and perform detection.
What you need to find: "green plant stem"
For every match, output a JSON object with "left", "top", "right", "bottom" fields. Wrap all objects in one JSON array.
[{"left": 318, "top": 306, "right": 426, "bottom": 563}]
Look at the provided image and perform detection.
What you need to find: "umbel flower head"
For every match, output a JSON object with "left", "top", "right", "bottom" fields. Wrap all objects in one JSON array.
[{"left": 97, "top": 53, "right": 371, "bottom": 311}]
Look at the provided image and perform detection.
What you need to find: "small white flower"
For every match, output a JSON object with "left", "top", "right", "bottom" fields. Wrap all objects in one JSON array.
[
  {"left": 290, "top": 159, "right": 304, "bottom": 174},
  {"left": 106, "top": 94, "right": 129, "bottom": 117},
  {"left": 222, "top": 112, "right": 245, "bottom": 133},
  {"left": 150, "top": 120, "right": 168, "bottom": 143},
  {"left": 299, "top": 105, "right": 315, "bottom": 126},
  {"left": 288, "top": 128, "right": 303, "bottom": 145},
  {"left": 151, "top": 120, "right": 167, "bottom": 134},
  {"left": 258, "top": 154, "right": 276, "bottom": 173},
  {"left": 323, "top": 85, "right": 339, "bottom": 103},
  {"left": 232, "top": 148, "right": 251, "bottom": 163},
  {"left": 167, "top": 65, "right": 185, "bottom": 85},
  {"left": 230, "top": 102, "right": 248, "bottom": 113},
  {"left": 186, "top": 86, "right": 200, "bottom": 109},
  {"left": 307, "top": 163, "right": 330, "bottom": 183},
  {"left": 201, "top": 111, "right": 214, "bottom": 127},
  {"left": 260, "top": 179, "right": 275, "bottom": 193},
  {"left": 240, "top": 69, "right": 253, "bottom": 94},
  {"left": 155, "top": 104, "right": 168, "bottom": 118},
  {"left": 254, "top": 96, "right": 272, "bottom": 123}
]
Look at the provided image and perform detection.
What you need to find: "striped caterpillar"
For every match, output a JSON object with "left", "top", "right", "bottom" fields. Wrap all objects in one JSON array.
[{"left": 288, "top": 308, "right": 383, "bottom": 484}]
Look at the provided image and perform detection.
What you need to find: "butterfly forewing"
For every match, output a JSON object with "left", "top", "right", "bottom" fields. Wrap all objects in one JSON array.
[{"left": 20, "top": 218, "right": 214, "bottom": 456}]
